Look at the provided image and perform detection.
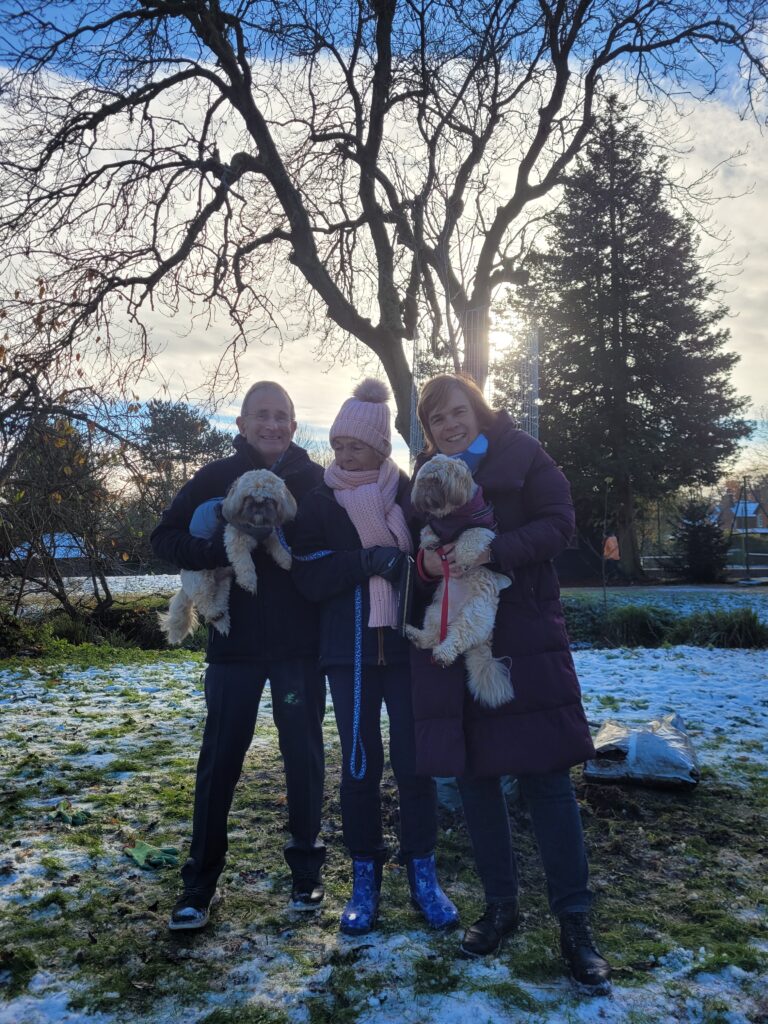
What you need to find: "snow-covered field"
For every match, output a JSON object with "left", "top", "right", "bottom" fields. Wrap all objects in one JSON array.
[
  {"left": 568, "top": 585, "right": 768, "bottom": 623},
  {"left": 1, "top": 646, "right": 767, "bottom": 1024},
  {"left": 7, "top": 574, "right": 768, "bottom": 618}
]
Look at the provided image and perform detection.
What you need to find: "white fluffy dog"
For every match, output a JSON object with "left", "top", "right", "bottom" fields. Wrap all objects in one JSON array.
[
  {"left": 158, "top": 470, "right": 296, "bottom": 645},
  {"left": 405, "top": 455, "right": 514, "bottom": 708}
]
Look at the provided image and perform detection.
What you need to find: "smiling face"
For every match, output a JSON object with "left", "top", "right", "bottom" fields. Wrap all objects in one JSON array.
[
  {"left": 425, "top": 384, "right": 482, "bottom": 456},
  {"left": 236, "top": 386, "right": 296, "bottom": 464},
  {"left": 331, "top": 436, "right": 385, "bottom": 472}
]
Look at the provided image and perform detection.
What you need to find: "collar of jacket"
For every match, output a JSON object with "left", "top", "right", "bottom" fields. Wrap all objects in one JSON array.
[
  {"left": 473, "top": 411, "right": 539, "bottom": 490},
  {"left": 232, "top": 435, "right": 313, "bottom": 479}
]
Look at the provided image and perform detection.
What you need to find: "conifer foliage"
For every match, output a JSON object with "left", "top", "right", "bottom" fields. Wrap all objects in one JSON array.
[
  {"left": 669, "top": 498, "right": 729, "bottom": 584},
  {"left": 496, "top": 99, "right": 749, "bottom": 577}
]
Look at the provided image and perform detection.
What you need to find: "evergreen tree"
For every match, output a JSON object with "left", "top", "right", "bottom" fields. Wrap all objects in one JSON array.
[
  {"left": 114, "top": 401, "right": 234, "bottom": 567},
  {"left": 495, "top": 98, "right": 749, "bottom": 578},
  {"left": 140, "top": 401, "right": 231, "bottom": 481},
  {"left": 669, "top": 497, "right": 728, "bottom": 583}
]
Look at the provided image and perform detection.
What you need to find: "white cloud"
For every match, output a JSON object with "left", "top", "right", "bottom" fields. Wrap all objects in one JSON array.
[{"left": 679, "top": 100, "right": 768, "bottom": 412}]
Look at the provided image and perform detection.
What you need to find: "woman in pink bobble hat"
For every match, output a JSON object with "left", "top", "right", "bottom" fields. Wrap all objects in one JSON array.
[{"left": 292, "top": 379, "right": 458, "bottom": 935}]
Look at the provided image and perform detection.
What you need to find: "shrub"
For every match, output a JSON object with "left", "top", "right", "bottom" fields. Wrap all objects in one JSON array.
[
  {"left": 19, "top": 599, "right": 206, "bottom": 654},
  {"left": 601, "top": 604, "right": 674, "bottom": 648},
  {"left": 0, "top": 608, "right": 45, "bottom": 657},
  {"left": 560, "top": 599, "right": 602, "bottom": 644},
  {"left": 47, "top": 612, "right": 112, "bottom": 646},
  {"left": 669, "top": 608, "right": 768, "bottom": 649}
]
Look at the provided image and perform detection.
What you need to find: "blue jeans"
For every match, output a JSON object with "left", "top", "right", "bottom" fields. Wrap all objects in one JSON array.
[
  {"left": 328, "top": 663, "right": 437, "bottom": 861},
  {"left": 458, "top": 770, "right": 592, "bottom": 916}
]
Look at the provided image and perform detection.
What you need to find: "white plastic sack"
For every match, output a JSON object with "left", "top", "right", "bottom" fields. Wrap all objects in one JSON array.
[{"left": 584, "top": 712, "right": 700, "bottom": 789}]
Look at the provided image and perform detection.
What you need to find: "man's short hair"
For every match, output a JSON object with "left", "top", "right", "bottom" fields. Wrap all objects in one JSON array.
[{"left": 240, "top": 381, "right": 296, "bottom": 421}]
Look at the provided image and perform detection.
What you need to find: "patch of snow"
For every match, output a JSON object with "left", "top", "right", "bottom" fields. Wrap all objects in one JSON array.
[{"left": 2, "top": 645, "right": 768, "bottom": 1023}]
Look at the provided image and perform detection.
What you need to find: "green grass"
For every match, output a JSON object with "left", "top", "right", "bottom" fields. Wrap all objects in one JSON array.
[{"left": 1, "top": 646, "right": 767, "bottom": 1021}]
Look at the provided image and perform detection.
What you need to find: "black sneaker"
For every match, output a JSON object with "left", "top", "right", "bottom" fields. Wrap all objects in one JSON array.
[
  {"left": 289, "top": 873, "right": 325, "bottom": 912},
  {"left": 168, "top": 889, "right": 219, "bottom": 931},
  {"left": 460, "top": 900, "right": 520, "bottom": 957},
  {"left": 559, "top": 911, "right": 612, "bottom": 995}
]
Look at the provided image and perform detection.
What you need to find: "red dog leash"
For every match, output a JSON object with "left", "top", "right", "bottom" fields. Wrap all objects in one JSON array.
[
  {"left": 415, "top": 546, "right": 452, "bottom": 648},
  {"left": 437, "top": 546, "right": 451, "bottom": 643}
]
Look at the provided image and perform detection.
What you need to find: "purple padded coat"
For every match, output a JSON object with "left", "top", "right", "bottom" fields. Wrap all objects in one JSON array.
[{"left": 410, "top": 411, "right": 595, "bottom": 778}]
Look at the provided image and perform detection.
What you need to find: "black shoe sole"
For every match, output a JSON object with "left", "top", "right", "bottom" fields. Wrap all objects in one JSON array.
[
  {"left": 289, "top": 896, "right": 324, "bottom": 912},
  {"left": 459, "top": 935, "right": 505, "bottom": 958},
  {"left": 569, "top": 973, "right": 612, "bottom": 997},
  {"left": 168, "top": 911, "right": 210, "bottom": 932},
  {"left": 167, "top": 891, "right": 221, "bottom": 932}
]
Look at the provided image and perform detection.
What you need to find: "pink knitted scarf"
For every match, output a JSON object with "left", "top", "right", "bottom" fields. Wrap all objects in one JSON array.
[{"left": 324, "top": 459, "right": 412, "bottom": 627}]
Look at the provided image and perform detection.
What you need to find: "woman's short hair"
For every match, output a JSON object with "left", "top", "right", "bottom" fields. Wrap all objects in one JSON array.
[{"left": 417, "top": 373, "right": 497, "bottom": 453}]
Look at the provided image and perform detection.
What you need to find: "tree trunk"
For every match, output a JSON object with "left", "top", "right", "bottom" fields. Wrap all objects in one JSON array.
[
  {"left": 460, "top": 302, "right": 490, "bottom": 388},
  {"left": 615, "top": 474, "right": 644, "bottom": 579}
]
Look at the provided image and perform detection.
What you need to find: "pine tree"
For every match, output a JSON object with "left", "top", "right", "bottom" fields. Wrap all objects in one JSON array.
[
  {"left": 669, "top": 498, "right": 729, "bottom": 583},
  {"left": 495, "top": 98, "right": 749, "bottom": 578},
  {"left": 140, "top": 401, "right": 232, "bottom": 482}
]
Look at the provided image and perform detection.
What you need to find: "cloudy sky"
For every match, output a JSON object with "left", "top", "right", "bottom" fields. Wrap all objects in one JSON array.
[{"left": 136, "top": 96, "right": 766, "bottom": 458}]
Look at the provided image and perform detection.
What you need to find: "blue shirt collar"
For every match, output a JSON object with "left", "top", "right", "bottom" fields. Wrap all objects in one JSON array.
[{"left": 448, "top": 432, "right": 488, "bottom": 473}]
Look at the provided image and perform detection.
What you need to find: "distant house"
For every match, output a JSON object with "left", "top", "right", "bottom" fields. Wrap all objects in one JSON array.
[
  {"left": 5, "top": 533, "right": 94, "bottom": 575},
  {"left": 10, "top": 533, "right": 88, "bottom": 560},
  {"left": 727, "top": 500, "right": 768, "bottom": 535}
]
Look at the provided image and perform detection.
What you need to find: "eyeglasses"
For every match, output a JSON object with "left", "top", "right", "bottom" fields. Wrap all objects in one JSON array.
[{"left": 242, "top": 411, "right": 291, "bottom": 422}]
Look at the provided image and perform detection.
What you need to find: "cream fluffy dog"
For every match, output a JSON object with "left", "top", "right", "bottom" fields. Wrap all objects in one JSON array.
[
  {"left": 406, "top": 455, "right": 514, "bottom": 708},
  {"left": 158, "top": 470, "right": 296, "bottom": 645}
]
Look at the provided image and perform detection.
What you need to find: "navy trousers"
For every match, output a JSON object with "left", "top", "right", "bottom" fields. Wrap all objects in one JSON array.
[
  {"left": 328, "top": 663, "right": 437, "bottom": 862},
  {"left": 458, "top": 770, "right": 592, "bottom": 916},
  {"left": 181, "top": 659, "right": 326, "bottom": 897}
]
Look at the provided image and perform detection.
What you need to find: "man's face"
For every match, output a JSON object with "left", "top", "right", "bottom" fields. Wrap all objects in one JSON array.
[{"left": 236, "top": 386, "right": 296, "bottom": 464}]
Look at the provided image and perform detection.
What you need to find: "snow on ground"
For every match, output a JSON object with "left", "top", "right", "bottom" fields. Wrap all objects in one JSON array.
[
  {"left": 577, "top": 646, "right": 768, "bottom": 777},
  {"left": 1, "top": 647, "right": 767, "bottom": 1023},
  {"left": 569, "top": 585, "right": 768, "bottom": 622},
  {"left": 6, "top": 574, "right": 768, "bottom": 617}
]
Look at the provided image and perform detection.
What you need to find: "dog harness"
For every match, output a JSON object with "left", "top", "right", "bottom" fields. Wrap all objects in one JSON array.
[{"left": 425, "top": 484, "right": 497, "bottom": 545}]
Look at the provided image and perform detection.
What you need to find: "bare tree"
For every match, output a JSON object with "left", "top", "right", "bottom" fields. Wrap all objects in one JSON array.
[
  {"left": 0, "top": 308, "right": 145, "bottom": 490},
  {"left": 1, "top": 0, "right": 766, "bottom": 438}
]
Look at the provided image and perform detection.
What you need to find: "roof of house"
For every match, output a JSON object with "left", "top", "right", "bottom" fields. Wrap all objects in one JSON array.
[
  {"left": 732, "top": 501, "right": 761, "bottom": 517},
  {"left": 10, "top": 533, "right": 87, "bottom": 560}
]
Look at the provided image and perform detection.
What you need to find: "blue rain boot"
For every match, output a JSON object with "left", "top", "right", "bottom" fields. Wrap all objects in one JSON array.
[
  {"left": 340, "top": 859, "right": 382, "bottom": 935},
  {"left": 407, "top": 853, "right": 460, "bottom": 929}
]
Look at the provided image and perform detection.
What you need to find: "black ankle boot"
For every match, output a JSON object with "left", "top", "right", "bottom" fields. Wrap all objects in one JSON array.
[
  {"left": 559, "top": 912, "right": 612, "bottom": 994},
  {"left": 460, "top": 900, "right": 519, "bottom": 957}
]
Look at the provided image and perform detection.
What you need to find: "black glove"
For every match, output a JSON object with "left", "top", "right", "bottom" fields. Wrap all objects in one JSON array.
[{"left": 360, "top": 546, "right": 405, "bottom": 583}]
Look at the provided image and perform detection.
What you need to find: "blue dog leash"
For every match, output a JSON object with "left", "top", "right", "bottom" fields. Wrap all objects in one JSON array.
[{"left": 277, "top": 528, "right": 367, "bottom": 781}]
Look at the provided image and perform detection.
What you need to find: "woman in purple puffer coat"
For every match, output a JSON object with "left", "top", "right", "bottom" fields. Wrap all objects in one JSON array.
[{"left": 410, "top": 373, "right": 611, "bottom": 995}]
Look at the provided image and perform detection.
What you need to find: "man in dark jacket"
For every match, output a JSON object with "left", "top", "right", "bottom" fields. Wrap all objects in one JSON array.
[{"left": 151, "top": 381, "right": 326, "bottom": 930}]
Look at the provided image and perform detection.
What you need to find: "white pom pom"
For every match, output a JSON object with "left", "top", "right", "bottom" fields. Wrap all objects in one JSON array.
[{"left": 353, "top": 378, "right": 390, "bottom": 404}]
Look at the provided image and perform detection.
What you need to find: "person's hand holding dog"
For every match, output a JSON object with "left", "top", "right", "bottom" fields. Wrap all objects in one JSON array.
[{"left": 422, "top": 544, "right": 492, "bottom": 579}]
